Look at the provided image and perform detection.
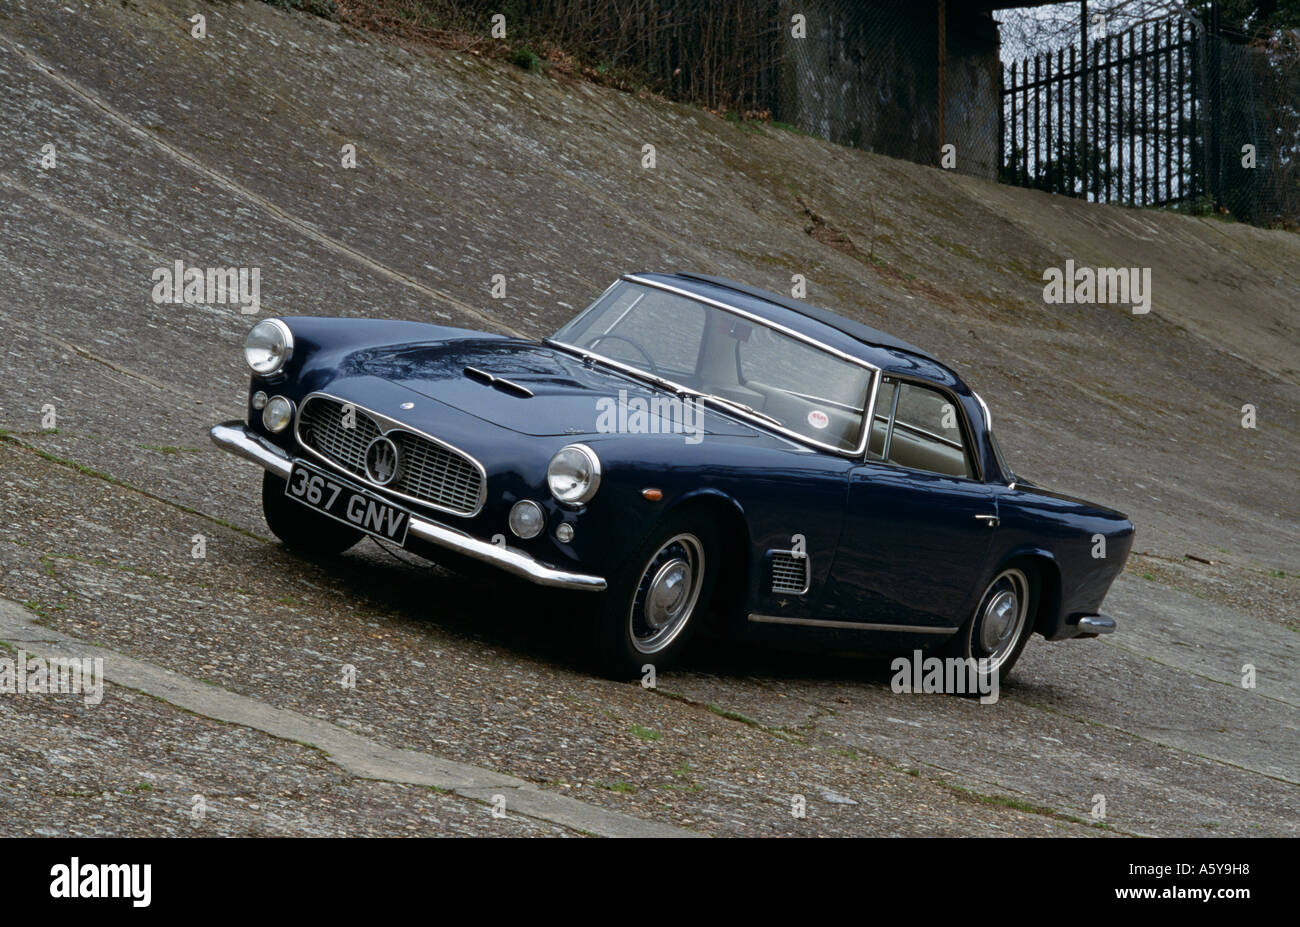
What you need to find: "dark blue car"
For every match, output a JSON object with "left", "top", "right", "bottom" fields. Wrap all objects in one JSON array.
[{"left": 211, "top": 273, "right": 1133, "bottom": 679}]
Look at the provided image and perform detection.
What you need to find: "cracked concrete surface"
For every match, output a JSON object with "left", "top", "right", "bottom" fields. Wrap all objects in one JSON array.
[{"left": 0, "top": 597, "right": 684, "bottom": 836}]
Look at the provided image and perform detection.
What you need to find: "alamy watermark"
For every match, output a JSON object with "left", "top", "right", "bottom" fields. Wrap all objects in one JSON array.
[
  {"left": 0, "top": 650, "right": 104, "bottom": 706},
  {"left": 595, "top": 389, "right": 704, "bottom": 445},
  {"left": 50, "top": 858, "right": 150, "bottom": 907},
  {"left": 890, "top": 649, "right": 1000, "bottom": 704},
  {"left": 1042, "top": 260, "right": 1151, "bottom": 314},
  {"left": 151, "top": 260, "right": 260, "bottom": 314}
]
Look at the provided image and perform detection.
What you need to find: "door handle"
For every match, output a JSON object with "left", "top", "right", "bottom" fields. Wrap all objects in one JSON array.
[{"left": 974, "top": 514, "right": 1000, "bottom": 527}]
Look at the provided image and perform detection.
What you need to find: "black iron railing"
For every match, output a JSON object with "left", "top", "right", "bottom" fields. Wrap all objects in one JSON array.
[{"left": 1001, "top": 16, "right": 1204, "bottom": 207}]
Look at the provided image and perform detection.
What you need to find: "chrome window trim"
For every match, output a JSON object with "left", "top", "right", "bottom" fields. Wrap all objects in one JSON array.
[
  {"left": 293, "top": 391, "right": 489, "bottom": 518},
  {"left": 975, "top": 391, "right": 1016, "bottom": 485},
  {"left": 973, "top": 391, "right": 993, "bottom": 432},
  {"left": 879, "top": 378, "right": 902, "bottom": 462},
  {"left": 551, "top": 275, "right": 882, "bottom": 459},
  {"left": 863, "top": 374, "right": 984, "bottom": 482}
]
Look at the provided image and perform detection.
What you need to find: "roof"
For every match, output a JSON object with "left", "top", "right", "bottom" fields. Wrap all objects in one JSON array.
[{"left": 663, "top": 272, "right": 942, "bottom": 365}]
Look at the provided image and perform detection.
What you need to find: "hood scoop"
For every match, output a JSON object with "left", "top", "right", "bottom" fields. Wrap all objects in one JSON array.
[{"left": 463, "top": 365, "right": 534, "bottom": 398}]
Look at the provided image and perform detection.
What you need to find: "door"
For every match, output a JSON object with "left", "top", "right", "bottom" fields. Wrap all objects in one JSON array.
[{"left": 821, "top": 378, "right": 999, "bottom": 630}]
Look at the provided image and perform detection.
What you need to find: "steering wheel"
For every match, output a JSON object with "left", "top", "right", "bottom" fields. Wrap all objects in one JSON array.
[{"left": 586, "top": 334, "right": 660, "bottom": 376}]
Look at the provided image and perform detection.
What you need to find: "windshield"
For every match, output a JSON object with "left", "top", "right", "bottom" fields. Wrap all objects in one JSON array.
[{"left": 552, "top": 280, "right": 878, "bottom": 452}]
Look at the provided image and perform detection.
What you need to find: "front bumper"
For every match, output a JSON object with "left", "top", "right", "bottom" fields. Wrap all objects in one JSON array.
[{"left": 209, "top": 421, "right": 607, "bottom": 592}]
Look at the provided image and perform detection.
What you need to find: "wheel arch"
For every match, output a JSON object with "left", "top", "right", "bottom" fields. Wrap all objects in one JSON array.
[
  {"left": 993, "top": 548, "right": 1061, "bottom": 638},
  {"left": 666, "top": 489, "right": 751, "bottom": 626}
]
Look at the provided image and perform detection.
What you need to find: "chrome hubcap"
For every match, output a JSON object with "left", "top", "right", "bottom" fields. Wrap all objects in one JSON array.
[
  {"left": 629, "top": 534, "right": 704, "bottom": 654},
  {"left": 645, "top": 560, "right": 690, "bottom": 629},
  {"left": 980, "top": 590, "right": 1019, "bottom": 652},
  {"left": 974, "top": 569, "right": 1029, "bottom": 671}
]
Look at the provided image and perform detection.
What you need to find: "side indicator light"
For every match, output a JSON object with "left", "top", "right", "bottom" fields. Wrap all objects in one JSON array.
[{"left": 642, "top": 488, "right": 663, "bottom": 501}]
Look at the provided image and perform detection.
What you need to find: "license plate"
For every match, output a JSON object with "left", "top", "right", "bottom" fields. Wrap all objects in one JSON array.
[{"left": 285, "top": 461, "right": 410, "bottom": 546}]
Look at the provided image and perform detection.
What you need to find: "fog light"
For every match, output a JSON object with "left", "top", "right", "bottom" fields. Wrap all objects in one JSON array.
[
  {"left": 262, "top": 395, "right": 294, "bottom": 433},
  {"left": 509, "top": 500, "right": 545, "bottom": 539},
  {"left": 555, "top": 522, "right": 575, "bottom": 543},
  {"left": 251, "top": 390, "right": 268, "bottom": 410}
]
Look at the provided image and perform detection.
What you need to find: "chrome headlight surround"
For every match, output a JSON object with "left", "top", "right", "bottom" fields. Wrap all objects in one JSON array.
[
  {"left": 262, "top": 395, "right": 295, "bottom": 433},
  {"left": 508, "top": 500, "right": 546, "bottom": 539},
  {"left": 546, "top": 443, "right": 601, "bottom": 505},
  {"left": 244, "top": 318, "right": 294, "bottom": 377}
]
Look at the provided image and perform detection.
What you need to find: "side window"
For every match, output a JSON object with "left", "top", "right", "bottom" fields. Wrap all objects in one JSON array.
[{"left": 869, "top": 379, "right": 973, "bottom": 478}]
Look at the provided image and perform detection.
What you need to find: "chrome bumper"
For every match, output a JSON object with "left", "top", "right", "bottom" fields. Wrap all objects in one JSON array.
[
  {"left": 209, "top": 422, "right": 607, "bottom": 592},
  {"left": 1074, "top": 614, "right": 1117, "bottom": 637}
]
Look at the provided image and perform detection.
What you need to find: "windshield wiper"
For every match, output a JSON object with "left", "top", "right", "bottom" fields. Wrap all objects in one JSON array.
[
  {"left": 702, "top": 394, "right": 783, "bottom": 428},
  {"left": 546, "top": 339, "right": 699, "bottom": 398}
]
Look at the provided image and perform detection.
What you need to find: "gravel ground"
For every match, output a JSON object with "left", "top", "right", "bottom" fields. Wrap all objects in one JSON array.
[{"left": 0, "top": 0, "right": 1295, "bottom": 837}]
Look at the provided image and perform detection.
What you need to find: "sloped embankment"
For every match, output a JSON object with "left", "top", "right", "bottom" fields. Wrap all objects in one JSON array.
[{"left": 3, "top": 0, "right": 1296, "bottom": 595}]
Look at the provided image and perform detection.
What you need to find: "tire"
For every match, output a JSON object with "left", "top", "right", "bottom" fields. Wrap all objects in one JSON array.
[
  {"left": 589, "top": 510, "right": 720, "bottom": 679},
  {"left": 261, "top": 471, "right": 363, "bottom": 557},
  {"left": 942, "top": 564, "right": 1036, "bottom": 688}
]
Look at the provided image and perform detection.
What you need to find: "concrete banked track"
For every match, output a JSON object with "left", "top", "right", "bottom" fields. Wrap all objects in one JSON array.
[{"left": 0, "top": 0, "right": 1296, "bottom": 836}]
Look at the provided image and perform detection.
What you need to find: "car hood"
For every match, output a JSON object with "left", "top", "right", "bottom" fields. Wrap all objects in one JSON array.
[{"left": 342, "top": 337, "right": 758, "bottom": 438}]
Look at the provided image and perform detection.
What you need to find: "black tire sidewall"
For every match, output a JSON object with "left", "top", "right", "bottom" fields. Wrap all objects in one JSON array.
[
  {"left": 591, "top": 508, "right": 721, "bottom": 678},
  {"left": 261, "top": 471, "right": 363, "bottom": 556},
  {"left": 944, "top": 562, "right": 1037, "bottom": 687}
]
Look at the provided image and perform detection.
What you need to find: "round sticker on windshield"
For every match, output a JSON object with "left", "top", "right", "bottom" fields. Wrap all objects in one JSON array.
[{"left": 807, "top": 410, "right": 829, "bottom": 430}]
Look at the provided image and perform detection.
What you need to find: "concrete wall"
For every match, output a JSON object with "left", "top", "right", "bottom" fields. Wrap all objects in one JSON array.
[{"left": 777, "top": 1, "right": 1001, "bottom": 179}]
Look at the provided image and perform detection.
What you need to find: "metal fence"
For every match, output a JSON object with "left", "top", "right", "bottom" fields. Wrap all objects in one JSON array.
[
  {"left": 1000, "top": 5, "right": 1300, "bottom": 226},
  {"left": 1002, "top": 16, "right": 1201, "bottom": 205},
  {"left": 347, "top": 1, "right": 1297, "bottom": 226}
]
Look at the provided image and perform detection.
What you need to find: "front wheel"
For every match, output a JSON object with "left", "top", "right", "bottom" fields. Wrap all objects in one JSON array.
[
  {"left": 261, "top": 471, "right": 363, "bottom": 557},
  {"left": 589, "top": 513, "right": 719, "bottom": 678}
]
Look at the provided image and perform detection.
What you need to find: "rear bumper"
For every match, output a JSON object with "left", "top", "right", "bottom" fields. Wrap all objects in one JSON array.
[
  {"left": 209, "top": 421, "right": 607, "bottom": 592},
  {"left": 1070, "top": 613, "right": 1117, "bottom": 638}
]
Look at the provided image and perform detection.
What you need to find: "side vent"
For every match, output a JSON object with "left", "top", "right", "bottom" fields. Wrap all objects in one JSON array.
[{"left": 770, "top": 550, "right": 810, "bottom": 595}]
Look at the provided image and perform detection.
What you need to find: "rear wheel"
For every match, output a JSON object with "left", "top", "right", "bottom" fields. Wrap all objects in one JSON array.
[
  {"left": 261, "top": 471, "right": 362, "bottom": 557},
  {"left": 943, "top": 565, "right": 1035, "bottom": 687},
  {"left": 590, "top": 511, "right": 719, "bottom": 678}
]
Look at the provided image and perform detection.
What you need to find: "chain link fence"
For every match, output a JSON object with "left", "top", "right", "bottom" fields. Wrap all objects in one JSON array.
[
  {"left": 775, "top": 1, "right": 1002, "bottom": 179},
  {"left": 1212, "top": 27, "right": 1300, "bottom": 225},
  {"left": 337, "top": 1, "right": 1295, "bottom": 225},
  {"left": 343, "top": 1, "right": 999, "bottom": 175}
]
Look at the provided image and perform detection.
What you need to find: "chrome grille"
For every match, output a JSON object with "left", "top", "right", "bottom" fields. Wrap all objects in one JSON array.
[
  {"left": 770, "top": 551, "right": 810, "bottom": 595},
  {"left": 298, "top": 397, "right": 381, "bottom": 478},
  {"left": 297, "top": 395, "right": 484, "bottom": 516},
  {"left": 389, "top": 431, "right": 483, "bottom": 515}
]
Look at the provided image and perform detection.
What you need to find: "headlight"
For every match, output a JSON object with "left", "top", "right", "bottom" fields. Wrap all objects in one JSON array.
[
  {"left": 244, "top": 319, "right": 293, "bottom": 376},
  {"left": 547, "top": 444, "right": 601, "bottom": 505},
  {"left": 262, "top": 396, "right": 294, "bottom": 433},
  {"left": 508, "top": 500, "right": 545, "bottom": 539}
]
